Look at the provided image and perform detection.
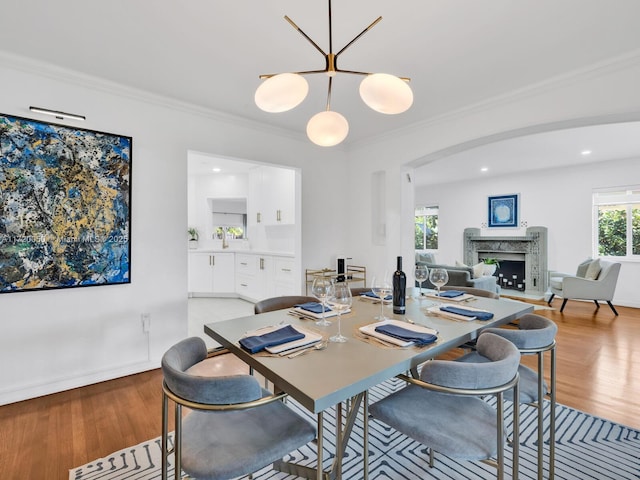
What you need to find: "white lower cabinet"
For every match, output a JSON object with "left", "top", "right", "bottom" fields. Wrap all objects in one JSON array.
[
  {"left": 272, "top": 256, "right": 296, "bottom": 296},
  {"left": 188, "top": 252, "right": 235, "bottom": 295},
  {"left": 235, "top": 253, "right": 296, "bottom": 302},
  {"left": 190, "top": 251, "right": 296, "bottom": 300}
]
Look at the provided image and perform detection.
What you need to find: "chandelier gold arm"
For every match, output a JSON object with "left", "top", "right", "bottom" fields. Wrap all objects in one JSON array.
[
  {"left": 335, "top": 16, "right": 382, "bottom": 57},
  {"left": 284, "top": 15, "right": 327, "bottom": 57},
  {"left": 258, "top": 0, "right": 408, "bottom": 82}
]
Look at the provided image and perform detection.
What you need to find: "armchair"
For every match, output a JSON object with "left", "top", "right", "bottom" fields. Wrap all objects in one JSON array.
[{"left": 547, "top": 258, "right": 621, "bottom": 315}]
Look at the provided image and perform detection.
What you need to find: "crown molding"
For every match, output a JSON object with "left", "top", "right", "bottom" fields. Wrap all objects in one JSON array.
[
  {"left": 348, "top": 48, "right": 640, "bottom": 152},
  {"left": 0, "top": 50, "right": 308, "bottom": 144}
]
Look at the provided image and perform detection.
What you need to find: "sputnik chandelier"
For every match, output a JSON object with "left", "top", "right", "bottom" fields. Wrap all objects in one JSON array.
[{"left": 254, "top": 0, "right": 413, "bottom": 147}]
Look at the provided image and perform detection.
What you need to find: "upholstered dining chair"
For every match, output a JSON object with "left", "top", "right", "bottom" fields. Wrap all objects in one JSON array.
[
  {"left": 254, "top": 295, "right": 318, "bottom": 314},
  {"left": 161, "top": 337, "right": 316, "bottom": 480},
  {"left": 348, "top": 286, "right": 373, "bottom": 296},
  {"left": 463, "top": 314, "right": 557, "bottom": 480},
  {"left": 369, "top": 333, "right": 521, "bottom": 480}
]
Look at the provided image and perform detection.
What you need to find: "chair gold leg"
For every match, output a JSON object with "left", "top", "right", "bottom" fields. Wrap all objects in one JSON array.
[
  {"left": 174, "top": 403, "right": 182, "bottom": 480},
  {"left": 513, "top": 381, "right": 520, "bottom": 480},
  {"left": 363, "top": 391, "right": 369, "bottom": 480},
  {"left": 496, "top": 390, "right": 504, "bottom": 480},
  {"left": 161, "top": 393, "right": 169, "bottom": 480},
  {"left": 549, "top": 347, "right": 556, "bottom": 480}
]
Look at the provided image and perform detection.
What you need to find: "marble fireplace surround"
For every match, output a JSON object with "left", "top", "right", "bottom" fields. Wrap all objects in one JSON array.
[{"left": 463, "top": 226, "right": 548, "bottom": 296}]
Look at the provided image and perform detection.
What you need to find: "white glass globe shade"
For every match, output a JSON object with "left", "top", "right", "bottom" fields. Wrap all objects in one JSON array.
[
  {"left": 306, "top": 111, "right": 349, "bottom": 147},
  {"left": 255, "top": 73, "right": 309, "bottom": 113},
  {"left": 359, "top": 73, "right": 413, "bottom": 114}
]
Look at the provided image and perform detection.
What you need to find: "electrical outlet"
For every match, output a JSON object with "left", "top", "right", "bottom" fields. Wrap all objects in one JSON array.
[{"left": 141, "top": 313, "right": 151, "bottom": 333}]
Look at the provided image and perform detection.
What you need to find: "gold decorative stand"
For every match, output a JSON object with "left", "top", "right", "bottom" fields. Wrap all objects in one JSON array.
[{"left": 305, "top": 265, "right": 366, "bottom": 295}]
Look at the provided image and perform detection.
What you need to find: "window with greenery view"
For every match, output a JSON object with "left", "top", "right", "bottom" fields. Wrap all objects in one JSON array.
[
  {"left": 593, "top": 188, "right": 640, "bottom": 258},
  {"left": 415, "top": 206, "right": 438, "bottom": 250}
]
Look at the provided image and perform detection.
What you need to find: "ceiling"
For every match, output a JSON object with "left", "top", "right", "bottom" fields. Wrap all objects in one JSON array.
[{"left": 2, "top": 1, "right": 640, "bottom": 181}]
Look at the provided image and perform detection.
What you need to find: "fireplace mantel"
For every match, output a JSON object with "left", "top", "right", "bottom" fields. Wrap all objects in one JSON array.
[{"left": 463, "top": 226, "right": 548, "bottom": 296}]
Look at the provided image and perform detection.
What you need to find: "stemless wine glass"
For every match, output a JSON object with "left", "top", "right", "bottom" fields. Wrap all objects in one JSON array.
[
  {"left": 414, "top": 266, "right": 428, "bottom": 296},
  {"left": 311, "top": 276, "right": 333, "bottom": 326},
  {"left": 371, "top": 273, "right": 392, "bottom": 321},
  {"left": 429, "top": 268, "right": 449, "bottom": 302},
  {"left": 328, "top": 282, "right": 352, "bottom": 343}
]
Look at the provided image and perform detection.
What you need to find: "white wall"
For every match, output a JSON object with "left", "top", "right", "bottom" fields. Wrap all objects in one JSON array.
[
  {"left": 2, "top": 49, "right": 640, "bottom": 403},
  {"left": 346, "top": 55, "right": 640, "bottom": 297},
  {"left": 415, "top": 157, "right": 640, "bottom": 307},
  {"left": 0, "top": 55, "right": 349, "bottom": 405}
]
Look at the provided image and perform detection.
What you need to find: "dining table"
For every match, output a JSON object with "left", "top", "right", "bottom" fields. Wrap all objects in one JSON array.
[{"left": 204, "top": 293, "right": 534, "bottom": 480}]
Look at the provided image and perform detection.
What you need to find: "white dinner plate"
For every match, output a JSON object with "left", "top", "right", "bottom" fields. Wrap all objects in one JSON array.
[
  {"left": 424, "top": 292, "right": 474, "bottom": 302},
  {"left": 426, "top": 305, "right": 492, "bottom": 321},
  {"left": 291, "top": 306, "right": 348, "bottom": 319},
  {"left": 359, "top": 293, "right": 392, "bottom": 303},
  {"left": 359, "top": 319, "right": 438, "bottom": 347},
  {"left": 256, "top": 325, "right": 324, "bottom": 354}
]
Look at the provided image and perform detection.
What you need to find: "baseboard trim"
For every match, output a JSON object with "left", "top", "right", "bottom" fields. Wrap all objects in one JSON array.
[{"left": 0, "top": 360, "right": 159, "bottom": 406}]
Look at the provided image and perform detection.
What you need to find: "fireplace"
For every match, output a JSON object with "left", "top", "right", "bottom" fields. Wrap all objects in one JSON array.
[{"left": 464, "top": 226, "right": 548, "bottom": 296}]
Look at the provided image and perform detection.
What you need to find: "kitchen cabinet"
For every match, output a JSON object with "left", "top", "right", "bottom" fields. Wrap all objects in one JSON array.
[
  {"left": 272, "top": 256, "right": 296, "bottom": 296},
  {"left": 188, "top": 252, "right": 235, "bottom": 295},
  {"left": 248, "top": 166, "right": 295, "bottom": 226},
  {"left": 235, "top": 253, "right": 296, "bottom": 301}
]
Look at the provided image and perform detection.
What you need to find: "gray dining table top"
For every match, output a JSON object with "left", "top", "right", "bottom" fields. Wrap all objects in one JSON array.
[{"left": 204, "top": 296, "right": 534, "bottom": 413}]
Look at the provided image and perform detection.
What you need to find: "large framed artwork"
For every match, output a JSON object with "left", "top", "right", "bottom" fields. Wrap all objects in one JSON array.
[
  {"left": 0, "top": 113, "right": 132, "bottom": 293},
  {"left": 488, "top": 193, "right": 519, "bottom": 228}
]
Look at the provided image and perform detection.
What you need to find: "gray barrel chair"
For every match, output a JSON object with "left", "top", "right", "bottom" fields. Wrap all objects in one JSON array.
[
  {"left": 369, "top": 333, "right": 521, "bottom": 480},
  {"left": 161, "top": 337, "right": 316, "bottom": 480},
  {"left": 254, "top": 295, "right": 318, "bottom": 314},
  {"left": 463, "top": 314, "right": 558, "bottom": 480}
]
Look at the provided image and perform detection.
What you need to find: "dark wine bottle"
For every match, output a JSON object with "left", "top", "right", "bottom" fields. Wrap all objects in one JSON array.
[{"left": 393, "top": 256, "right": 406, "bottom": 315}]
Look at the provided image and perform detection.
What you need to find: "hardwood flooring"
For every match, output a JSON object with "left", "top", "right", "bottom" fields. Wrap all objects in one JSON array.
[{"left": 1, "top": 300, "right": 638, "bottom": 479}]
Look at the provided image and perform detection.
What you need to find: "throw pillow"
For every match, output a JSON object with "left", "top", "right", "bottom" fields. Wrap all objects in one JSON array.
[
  {"left": 585, "top": 258, "right": 601, "bottom": 280},
  {"left": 416, "top": 252, "right": 436, "bottom": 264},
  {"left": 576, "top": 258, "right": 592, "bottom": 278},
  {"left": 472, "top": 262, "right": 485, "bottom": 279}
]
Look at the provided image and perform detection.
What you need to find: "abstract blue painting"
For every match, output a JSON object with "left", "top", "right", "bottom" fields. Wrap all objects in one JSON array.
[
  {"left": 488, "top": 194, "right": 519, "bottom": 228},
  {"left": 0, "top": 114, "right": 132, "bottom": 293}
]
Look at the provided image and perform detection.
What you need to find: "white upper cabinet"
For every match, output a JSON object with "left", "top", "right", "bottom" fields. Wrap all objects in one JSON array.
[{"left": 248, "top": 166, "right": 295, "bottom": 226}]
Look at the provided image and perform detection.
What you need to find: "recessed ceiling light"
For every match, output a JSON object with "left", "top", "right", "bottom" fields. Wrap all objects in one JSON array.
[
  {"left": 212, "top": 167, "right": 221, "bottom": 173},
  {"left": 481, "top": 167, "right": 489, "bottom": 172},
  {"left": 581, "top": 150, "right": 592, "bottom": 156}
]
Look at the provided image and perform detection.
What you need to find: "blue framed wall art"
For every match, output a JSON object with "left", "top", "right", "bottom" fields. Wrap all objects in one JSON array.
[
  {"left": 0, "top": 113, "right": 132, "bottom": 293},
  {"left": 488, "top": 193, "right": 519, "bottom": 228}
]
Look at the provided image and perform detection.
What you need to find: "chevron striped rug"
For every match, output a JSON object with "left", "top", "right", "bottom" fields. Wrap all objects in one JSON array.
[{"left": 70, "top": 377, "right": 640, "bottom": 480}]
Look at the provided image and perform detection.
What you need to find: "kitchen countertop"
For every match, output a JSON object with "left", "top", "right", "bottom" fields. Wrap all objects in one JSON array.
[{"left": 188, "top": 248, "right": 295, "bottom": 257}]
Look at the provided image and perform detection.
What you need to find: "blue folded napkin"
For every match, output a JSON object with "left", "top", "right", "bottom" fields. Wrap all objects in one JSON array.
[
  {"left": 361, "top": 291, "right": 392, "bottom": 301},
  {"left": 440, "top": 305, "right": 494, "bottom": 321},
  {"left": 374, "top": 324, "right": 437, "bottom": 346},
  {"left": 239, "top": 325, "right": 305, "bottom": 353},
  {"left": 295, "top": 302, "right": 331, "bottom": 314},
  {"left": 438, "top": 290, "right": 465, "bottom": 298}
]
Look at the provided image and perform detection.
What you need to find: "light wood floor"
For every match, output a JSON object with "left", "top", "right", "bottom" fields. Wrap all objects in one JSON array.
[{"left": 1, "top": 299, "right": 638, "bottom": 479}]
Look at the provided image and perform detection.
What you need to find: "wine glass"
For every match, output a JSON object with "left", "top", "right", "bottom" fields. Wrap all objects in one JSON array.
[
  {"left": 311, "top": 276, "right": 333, "bottom": 326},
  {"left": 371, "top": 273, "right": 392, "bottom": 321},
  {"left": 328, "top": 282, "right": 352, "bottom": 343},
  {"left": 414, "top": 266, "right": 428, "bottom": 296},
  {"left": 429, "top": 268, "right": 449, "bottom": 302}
]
